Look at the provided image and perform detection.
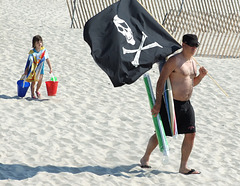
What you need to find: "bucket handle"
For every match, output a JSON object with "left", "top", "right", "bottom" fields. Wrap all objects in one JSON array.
[
  {"left": 50, "top": 73, "right": 56, "bottom": 82},
  {"left": 20, "top": 75, "right": 27, "bottom": 88}
]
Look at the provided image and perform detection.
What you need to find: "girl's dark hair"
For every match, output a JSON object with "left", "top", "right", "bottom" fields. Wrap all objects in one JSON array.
[{"left": 32, "top": 35, "right": 43, "bottom": 48}]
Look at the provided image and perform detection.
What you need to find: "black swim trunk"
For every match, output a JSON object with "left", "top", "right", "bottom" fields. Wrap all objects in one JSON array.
[{"left": 160, "top": 98, "right": 196, "bottom": 136}]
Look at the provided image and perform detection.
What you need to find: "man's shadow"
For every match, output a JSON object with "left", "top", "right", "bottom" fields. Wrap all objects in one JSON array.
[{"left": 0, "top": 163, "right": 177, "bottom": 180}]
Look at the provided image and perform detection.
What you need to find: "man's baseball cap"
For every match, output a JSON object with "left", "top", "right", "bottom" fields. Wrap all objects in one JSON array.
[{"left": 182, "top": 34, "right": 200, "bottom": 47}]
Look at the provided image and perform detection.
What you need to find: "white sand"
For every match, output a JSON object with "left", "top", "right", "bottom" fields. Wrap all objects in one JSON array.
[{"left": 0, "top": 0, "right": 240, "bottom": 185}]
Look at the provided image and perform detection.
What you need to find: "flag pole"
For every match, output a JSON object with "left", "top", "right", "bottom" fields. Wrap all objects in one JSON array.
[{"left": 195, "top": 60, "right": 229, "bottom": 97}]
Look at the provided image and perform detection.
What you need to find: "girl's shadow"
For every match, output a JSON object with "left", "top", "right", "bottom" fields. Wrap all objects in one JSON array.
[
  {"left": 0, "top": 95, "right": 20, "bottom": 100},
  {"left": 0, "top": 94, "right": 49, "bottom": 101}
]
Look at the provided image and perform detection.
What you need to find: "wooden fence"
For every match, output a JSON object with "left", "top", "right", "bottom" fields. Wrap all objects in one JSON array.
[
  {"left": 163, "top": 10, "right": 240, "bottom": 58},
  {"left": 66, "top": 0, "right": 240, "bottom": 58}
]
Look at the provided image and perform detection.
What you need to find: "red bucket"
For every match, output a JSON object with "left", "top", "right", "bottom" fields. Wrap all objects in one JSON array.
[{"left": 45, "top": 81, "right": 58, "bottom": 96}]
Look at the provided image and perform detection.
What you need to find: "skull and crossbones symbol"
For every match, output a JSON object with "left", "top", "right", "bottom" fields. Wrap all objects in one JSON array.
[{"left": 113, "top": 15, "right": 163, "bottom": 67}]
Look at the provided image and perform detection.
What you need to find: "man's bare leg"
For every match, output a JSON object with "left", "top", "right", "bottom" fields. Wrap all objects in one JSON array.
[
  {"left": 179, "top": 133, "right": 200, "bottom": 174},
  {"left": 140, "top": 133, "right": 158, "bottom": 167}
]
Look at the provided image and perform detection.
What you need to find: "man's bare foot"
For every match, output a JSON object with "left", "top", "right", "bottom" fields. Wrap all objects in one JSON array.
[
  {"left": 179, "top": 168, "right": 201, "bottom": 175},
  {"left": 140, "top": 157, "right": 151, "bottom": 168}
]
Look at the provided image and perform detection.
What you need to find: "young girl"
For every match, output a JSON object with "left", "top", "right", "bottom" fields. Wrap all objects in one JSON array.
[{"left": 24, "top": 35, "right": 52, "bottom": 98}]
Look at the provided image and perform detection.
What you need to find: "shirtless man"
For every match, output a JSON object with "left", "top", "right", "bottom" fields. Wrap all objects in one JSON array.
[{"left": 140, "top": 34, "right": 208, "bottom": 175}]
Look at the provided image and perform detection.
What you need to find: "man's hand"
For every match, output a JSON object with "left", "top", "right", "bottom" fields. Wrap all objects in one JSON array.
[
  {"left": 199, "top": 66, "right": 208, "bottom": 77},
  {"left": 151, "top": 104, "right": 161, "bottom": 117}
]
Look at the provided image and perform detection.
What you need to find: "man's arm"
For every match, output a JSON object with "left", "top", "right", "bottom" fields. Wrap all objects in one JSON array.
[{"left": 152, "top": 57, "right": 177, "bottom": 117}]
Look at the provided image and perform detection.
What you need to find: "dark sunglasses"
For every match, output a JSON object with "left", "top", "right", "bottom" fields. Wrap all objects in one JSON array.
[{"left": 185, "top": 42, "right": 200, "bottom": 48}]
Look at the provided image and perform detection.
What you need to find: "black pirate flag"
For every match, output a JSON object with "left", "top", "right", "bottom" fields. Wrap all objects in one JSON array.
[{"left": 84, "top": 0, "right": 181, "bottom": 87}]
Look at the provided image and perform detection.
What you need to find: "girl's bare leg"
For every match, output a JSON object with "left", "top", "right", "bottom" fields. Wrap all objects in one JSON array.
[
  {"left": 36, "top": 74, "right": 43, "bottom": 97},
  {"left": 31, "top": 82, "right": 36, "bottom": 98}
]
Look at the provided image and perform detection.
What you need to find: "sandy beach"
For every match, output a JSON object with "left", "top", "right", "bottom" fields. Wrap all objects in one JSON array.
[{"left": 0, "top": 0, "right": 240, "bottom": 185}]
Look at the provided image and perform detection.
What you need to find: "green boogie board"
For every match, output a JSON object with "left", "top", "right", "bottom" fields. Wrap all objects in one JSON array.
[{"left": 143, "top": 74, "right": 169, "bottom": 156}]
